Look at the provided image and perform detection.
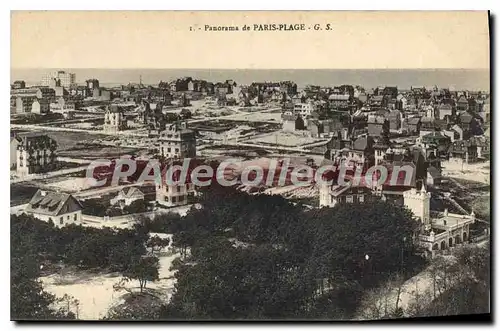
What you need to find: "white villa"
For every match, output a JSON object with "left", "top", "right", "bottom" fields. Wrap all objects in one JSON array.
[{"left": 23, "top": 189, "right": 83, "bottom": 227}]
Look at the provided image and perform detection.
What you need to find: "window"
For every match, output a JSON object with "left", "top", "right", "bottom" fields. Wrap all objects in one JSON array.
[
  {"left": 346, "top": 195, "right": 353, "bottom": 203},
  {"left": 172, "top": 196, "right": 177, "bottom": 203},
  {"left": 179, "top": 195, "right": 184, "bottom": 202},
  {"left": 59, "top": 217, "right": 63, "bottom": 225},
  {"left": 167, "top": 148, "right": 171, "bottom": 152},
  {"left": 175, "top": 148, "right": 179, "bottom": 153},
  {"left": 358, "top": 194, "right": 365, "bottom": 203},
  {"left": 177, "top": 186, "right": 181, "bottom": 193},
  {"left": 74, "top": 214, "right": 77, "bottom": 221},
  {"left": 67, "top": 215, "right": 70, "bottom": 220},
  {"left": 164, "top": 197, "right": 169, "bottom": 202}
]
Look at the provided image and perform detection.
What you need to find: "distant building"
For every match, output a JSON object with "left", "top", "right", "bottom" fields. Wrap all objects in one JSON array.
[
  {"left": 456, "top": 96, "right": 469, "bottom": 112},
  {"left": 328, "top": 94, "right": 351, "bottom": 109},
  {"left": 24, "top": 189, "right": 83, "bottom": 227},
  {"left": 10, "top": 135, "right": 21, "bottom": 169},
  {"left": 406, "top": 117, "right": 421, "bottom": 135},
  {"left": 281, "top": 111, "right": 305, "bottom": 132},
  {"left": 319, "top": 182, "right": 372, "bottom": 208},
  {"left": 42, "top": 71, "right": 76, "bottom": 88},
  {"left": 86, "top": 79, "right": 100, "bottom": 90},
  {"left": 367, "top": 115, "right": 389, "bottom": 138},
  {"left": 11, "top": 80, "right": 26, "bottom": 89},
  {"left": 293, "top": 102, "right": 316, "bottom": 124},
  {"left": 449, "top": 140, "right": 478, "bottom": 164},
  {"left": 15, "top": 96, "right": 37, "bottom": 113},
  {"left": 16, "top": 133, "right": 57, "bottom": 176},
  {"left": 103, "top": 105, "right": 127, "bottom": 133},
  {"left": 110, "top": 187, "right": 145, "bottom": 207},
  {"left": 31, "top": 98, "right": 50, "bottom": 115},
  {"left": 437, "top": 104, "right": 453, "bottom": 120},
  {"left": 159, "top": 121, "right": 196, "bottom": 159},
  {"left": 156, "top": 181, "right": 196, "bottom": 208}
]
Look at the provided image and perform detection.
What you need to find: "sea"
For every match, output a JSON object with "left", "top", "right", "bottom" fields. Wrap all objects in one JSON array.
[{"left": 10, "top": 68, "right": 490, "bottom": 91}]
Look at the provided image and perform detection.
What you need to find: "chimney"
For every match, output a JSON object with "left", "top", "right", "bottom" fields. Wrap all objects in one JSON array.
[{"left": 444, "top": 208, "right": 448, "bottom": 216}]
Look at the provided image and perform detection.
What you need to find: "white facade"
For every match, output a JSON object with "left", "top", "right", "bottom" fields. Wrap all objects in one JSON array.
[
  {"left": 32, "top": 210, "right": 82, "bottom": 228},
  {"left": 156, "top": 183, "right": 196, "bottom": 207},
  {"left": 103, "top": 110, "right": 127, "bottom": 133},
  {"left": 293, "top": 102, "right": 316, "bottom": 118},
  {"left": 403, "top": 185, "right": 431, "bottom": 225}
]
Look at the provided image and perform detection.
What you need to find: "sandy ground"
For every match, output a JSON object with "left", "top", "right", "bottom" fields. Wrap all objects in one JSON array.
[
  {"left": 227, "top": 112, "right": 281, "bottom": 122},
  {"left": 249, "top": 132, "right": 321, "bottom": 147},
  {"left": 442, "top": 160, "right": 490, "bottom": 184},
  {"left": 41, "top": 250, "right": 179, "bottom": 320},
  {"left": 64, "top": 123, "right": 98, "bottom": 130},
  {"left": 47, "top": 177, "right": 96, "bottom": 192}
]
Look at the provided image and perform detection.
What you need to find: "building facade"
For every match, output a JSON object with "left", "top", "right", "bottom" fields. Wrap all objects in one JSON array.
[
  {"left": 16, "top": 133, "right": 57, "bottom": 176},
  {"left": 103, "top": 105, "right": 127, "bottom": 133},
  {"left": 24, "top": 189, "right": 83, "bottom": 227},
  {"left": 42, "top": 71, "right": 76, "bottom": 88},
  {"left": 156, "top": 182, "right": 196, "bottom": 208},
  {"left": 159, "top": 122, "right": 197, "bottom": 159}
]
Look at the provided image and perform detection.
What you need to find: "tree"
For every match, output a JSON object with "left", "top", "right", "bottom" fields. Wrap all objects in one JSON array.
[
  {"left": 124, "top": 199, "right": 148, "bottom": 214},
  {"left": 420, "top": 245, "right": 490, "bottom": 317},
  {"left": 146, "top": 235, "right": 170, "bottom": 255},
  {"left": 11, "top": 216, "right": 76, "bottom": 320},
  {"left": 105, "top": 292, "right": 166, "bottom": 320},
  {"left": 164, "top": 239, "right": 315, "bottom": 319},
  {"left": 159, "top": 188, "right": 426, "bottom": 320},
  {"left": 124, "top": 256, "right": 160, "bottom": 293}
]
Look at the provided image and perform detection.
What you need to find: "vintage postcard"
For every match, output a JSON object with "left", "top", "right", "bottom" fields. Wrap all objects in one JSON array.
[{"left": 10, "top": 11, "right": 490, "bottom": 321}]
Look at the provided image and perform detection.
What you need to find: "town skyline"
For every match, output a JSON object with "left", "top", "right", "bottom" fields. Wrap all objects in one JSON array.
[{"left": 11, "top": 68, "right": 491, "bottom": 91}]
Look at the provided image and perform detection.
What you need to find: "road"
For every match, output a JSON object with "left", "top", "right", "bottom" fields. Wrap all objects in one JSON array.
[
  {"left": 11, "top": 123, "right": 149, "bottom": 138},
  {"left": 187, "top": 106, "right": 282, "bottom": 124},
  {"left": 11, "top": 165, "right": 90, "bottom": 184}
]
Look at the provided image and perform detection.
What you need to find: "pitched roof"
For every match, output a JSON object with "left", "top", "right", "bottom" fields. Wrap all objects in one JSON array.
[
  {"left": 25, "top": 189, "right": 82, "bottom": 217},
  {"left": 352, "top": 136, "right": 374, "bottom": 151},
  {"left": 121, "top": 187, "right": 145, "bottom": 198},
  {"left": 427, "top": 166, "right": 441, "bottom": 178},
  {"left": 408, "top": 117, "right": 421, "bottom": 125}
]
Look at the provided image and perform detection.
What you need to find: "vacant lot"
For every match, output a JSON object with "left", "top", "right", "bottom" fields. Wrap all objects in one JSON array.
[{"left": 248, "top": 131, "right": 324, "bottom": 147}]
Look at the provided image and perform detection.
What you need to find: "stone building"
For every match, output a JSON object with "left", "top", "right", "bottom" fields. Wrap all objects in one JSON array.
[
  {"left": 103, "top": 105, "right": 127, "bottom": 133},
  {"left": 16, "top": 133, "right": 57, "bottom": 176},
  {"left": 159, "top": 121, "right": 196, "bottom": 159}
]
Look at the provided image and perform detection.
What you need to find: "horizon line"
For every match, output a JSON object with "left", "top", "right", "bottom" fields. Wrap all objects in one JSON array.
[{"left": 11, "top": 67, "right": 490, "bottom": 70}]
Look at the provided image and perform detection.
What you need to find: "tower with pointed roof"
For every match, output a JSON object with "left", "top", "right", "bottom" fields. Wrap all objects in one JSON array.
[{"left": 403, "top": 182, "right": 431, "bottom": 225}]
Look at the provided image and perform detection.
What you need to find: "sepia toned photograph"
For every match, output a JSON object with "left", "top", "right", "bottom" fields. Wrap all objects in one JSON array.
[{"left": 10, "top": 11, "right": 490, "bottom": 321}]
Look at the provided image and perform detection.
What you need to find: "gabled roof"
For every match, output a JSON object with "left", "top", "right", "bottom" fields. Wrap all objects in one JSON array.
[
  {"left": 119, "top": 187, "right": 145, "bottom": 199},
  {"left": 25, "top": 189, "right": 83, "bottom": 217}
]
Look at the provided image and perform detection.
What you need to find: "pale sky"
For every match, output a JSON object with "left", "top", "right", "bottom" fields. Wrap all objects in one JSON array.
[{"left": 11, "top": 11, "right": 490, "bottom": 69}]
